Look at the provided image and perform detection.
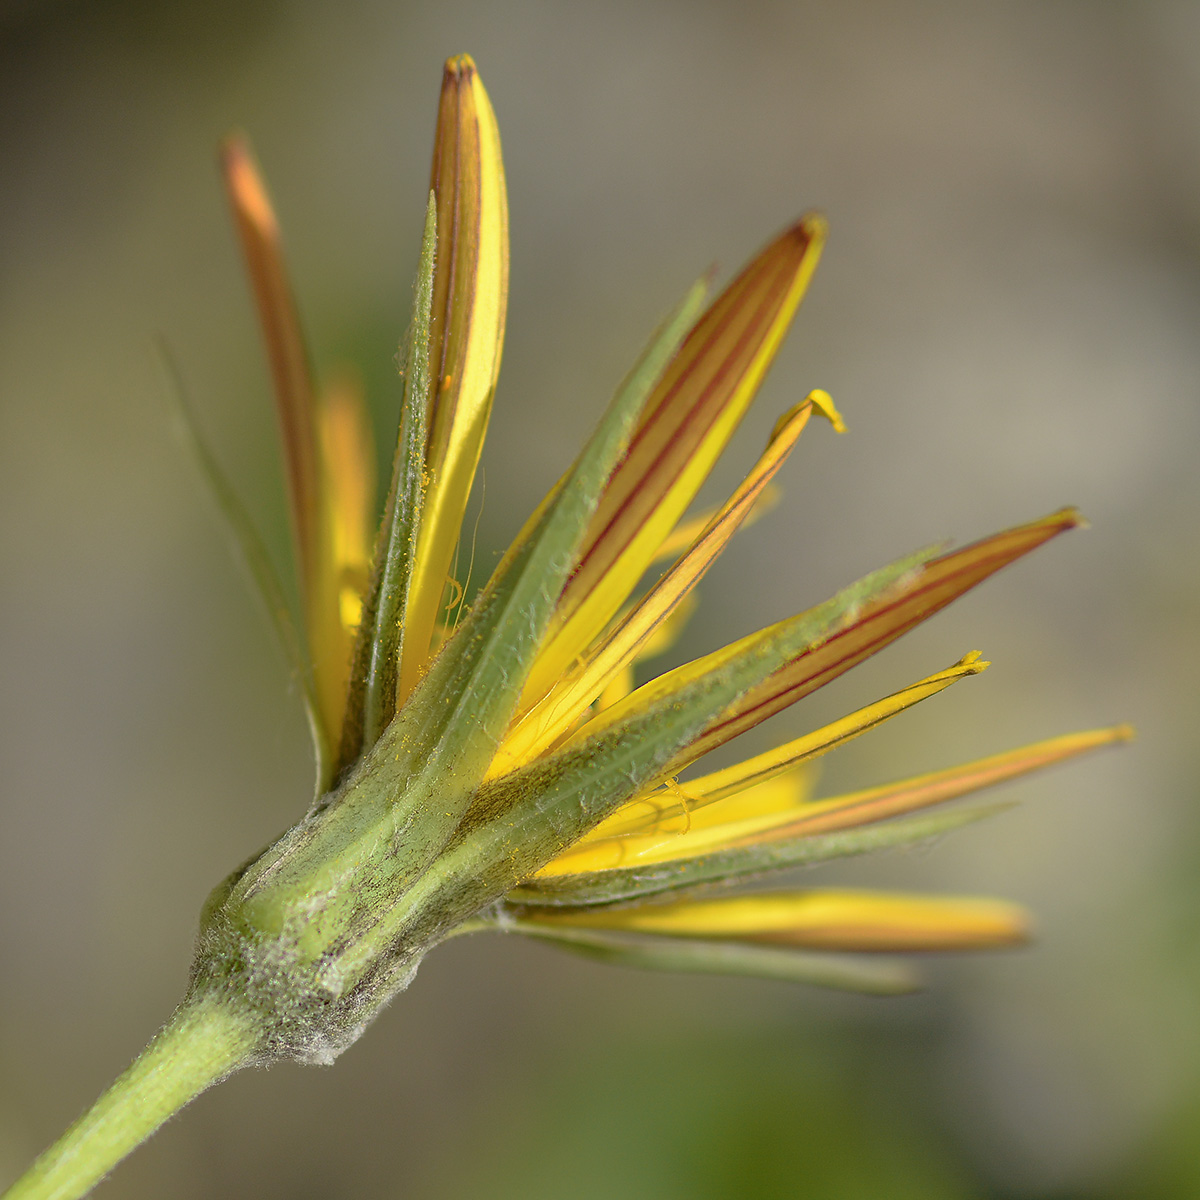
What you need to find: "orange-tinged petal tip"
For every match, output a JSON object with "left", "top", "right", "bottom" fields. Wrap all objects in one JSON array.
[{"left": 220, "top": 135, "right": 277, "bottom": 237}]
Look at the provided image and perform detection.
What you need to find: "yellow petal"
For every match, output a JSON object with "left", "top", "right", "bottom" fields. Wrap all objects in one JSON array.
[
  {"left": 309, "top": 373, "right": 376, "bottom": 737},
  {"left": 712, "top": 724, "right": 1135, "bottom": 848},
  {"left": 398, "top": 55, "right": 510, "bottom": 703},
  {"left": 539, "top": 767, "right": 813, "bottom": 876},
  {"left": 592, "top": 594, "right": 698, "bottom": 713},
  {"left": 630, "top": 588, "right": 698, "bottom": 663},
  {"left": 538, "top": 723, "right": 1130, "bottom": 876},
  {"left": 534, "top": 889, "right": 1030, "bottom": 952},
  {"left": 594, "top": 663, "right": 636, "bottom": 712},
  {"left": 550, "top": 650, "right": 986, "bottom": 855},
  {"left": 685, "top": 509, "right": 1083, "bottom": 767},
  {"left": 652, "top": 485, "right": 781, "bottom": 566},
  {"left": 686, "top": 768, "right": 814, "bottom": 825},
  {"left": 517, "top": 217, "right": 828, "bottom": 710},
  {"left": 686, "top": 651, "right": 988, "bottom": 804},
  {"left": 491, "top": 393, "right": 825, "bottom": 775}
]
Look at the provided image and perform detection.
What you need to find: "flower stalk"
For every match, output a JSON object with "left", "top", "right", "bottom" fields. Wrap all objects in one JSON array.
[{"left": 3, "top": 995, "right": 259, "bottom": 1200}]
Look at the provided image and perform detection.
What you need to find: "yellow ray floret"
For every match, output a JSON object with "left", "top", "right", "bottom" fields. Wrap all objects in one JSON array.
[
  {"left": 310, "top": 375, "right": 376, "bottom": 736},
  {"left": 489, "top": 391, "right": 841, "bottom": 776},
  {"left": 528, "top": 889, "right": 1031, "bottom": 952},
  {"left": 561, "top": 650, "right": 985, "bottom": 860},
  {"left": 398, "top": 55, "right": 510, "bottom": 704},
  {"left": 652, "top": 485, "right": 782, "bottom": 566},
  {"left": 539, "top": 724, "right": 1130, "bottom": 876},
  {"left": 316, "top": 378, "right": 376, "bottom": 635},
  {"left": 592, "top": 592, "right": 700, "bottom": 713},
  {"left": 686, "top": 650, "right": 988, "bottom": 804},
  {"left": 535, "top": 768, "right": 813, "bottom": 874},
  {"left": 676, "top": 510, "right": 1084, "bottom": 768},
  {"left": 704, "top": 724, "right": 1133, "bottom": 848},
  {"left": 517, "top": 217, "right": 828, "bottom": 711}
]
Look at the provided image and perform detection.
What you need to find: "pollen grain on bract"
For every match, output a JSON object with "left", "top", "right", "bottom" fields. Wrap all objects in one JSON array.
[{"left": 0, "top": 52, "right": 1130, "bottom": 1200}]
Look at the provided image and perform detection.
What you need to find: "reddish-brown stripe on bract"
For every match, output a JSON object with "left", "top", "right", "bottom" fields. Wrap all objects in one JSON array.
[
  {"left": 674, "top": 509, "right": 1080, "bottom": 769},
  {"left": 426, "top": 56, "right": 483, "bottom": 473},
  {"left": 555, "top": 223, "right": 818, "bottom": 620}
]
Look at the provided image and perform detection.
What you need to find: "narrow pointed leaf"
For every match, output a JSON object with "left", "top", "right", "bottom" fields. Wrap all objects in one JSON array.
[
  {"left": 157, "top": 342, "right": 329, "bottom": 786},
  {"left": 338, "top": 196, "right": 436, "bottom": 770},
  {"left": 378, "top": 278, "right": 710, "bottom": 804},
  {"left": 510, "top": 925, "right": 922, "bottom": 994},
  {"left": 362, "top": 203, "right": 435, "bottom": 742}
]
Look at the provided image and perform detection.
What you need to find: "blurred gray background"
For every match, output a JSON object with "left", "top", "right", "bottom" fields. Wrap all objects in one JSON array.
[{"left": 2, "top": 1, "right": 1198, "bottom": 1196}]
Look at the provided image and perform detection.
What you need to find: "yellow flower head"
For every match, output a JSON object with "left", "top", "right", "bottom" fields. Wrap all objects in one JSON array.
[
  {"left": 201, "top": 55, "right": 1130, "bottom": 1057},
  {"left": 5, "top": 54, "right": 1142, "bottom": 1200}
]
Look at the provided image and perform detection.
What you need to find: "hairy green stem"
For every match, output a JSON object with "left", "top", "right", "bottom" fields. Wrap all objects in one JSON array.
[{"left": 2, "top": 993, "right": 260, "bottom": 1200}]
